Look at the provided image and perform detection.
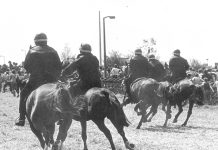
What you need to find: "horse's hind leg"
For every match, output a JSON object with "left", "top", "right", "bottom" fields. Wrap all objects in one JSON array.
[
  {"left": 110, "top": 119, "right": 135, "bottom": 150},
  {"left": 163, "top": 103, "right": 172, "bottom": 127},
  {"left": 93, "top": 119, "right": 116, "bottom": 150},
  {"left": 173, "top": 102, "right": 183, "bottom": 123},
  {"left": 27, "top": 118, "right": 45, "bottom": 148},
  {"left": 136, "top": 110, "right": 146, "bottom": 129},
  {"left": 80, "top": 120, "right": 88, "bottom": 150},
  {"left": 182, "top": 100, "right": 194, "bottom": 126},
  {"left": 147, "top": 104, "right": 158, "bottom": 122}
]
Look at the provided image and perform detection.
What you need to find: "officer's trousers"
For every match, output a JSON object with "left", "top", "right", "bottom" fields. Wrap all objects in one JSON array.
[{"left": 18, "top": 77, "right": 49, "bottom": 117}]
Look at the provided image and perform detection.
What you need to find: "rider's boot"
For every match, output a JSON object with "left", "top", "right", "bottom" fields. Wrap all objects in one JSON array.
[{"left": 15, "top": 91, "right": 26, "bottom": 126}]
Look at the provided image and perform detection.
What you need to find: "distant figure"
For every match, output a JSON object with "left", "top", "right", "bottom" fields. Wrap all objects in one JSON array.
[
  {"left": 169, "top": 49, "right": 189, "bottom": 84},
  {"left": 110, "top": 64, "right": 122, "bottom": 78},
  {"left": 202, "top": 69, "right": 213, "bottom": 82},
  {"left": 15, "top": 33, "right": 62, "bottom": 126},
  {"left": 148, "top": 54, "right": 165, "bottom": 82},
  {"left": 191, "top": 74, "right": 204, "bottom": 86}
]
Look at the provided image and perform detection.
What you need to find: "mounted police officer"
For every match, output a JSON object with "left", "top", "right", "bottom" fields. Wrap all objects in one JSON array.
[
  {"left": 169, "top": 49, "right": 189, "bottom": 84},
  {"left": 148, "top": 54, "right": 165, "bottom": 82},
  {"left": 124, "top": 49, "right": 152, "bottom": 105},
  {"left": 15, "top": 33, "right": 62, "bottom": 126},
  {"left": 61, "top": 43, "right": 101, "bottom": 94}
]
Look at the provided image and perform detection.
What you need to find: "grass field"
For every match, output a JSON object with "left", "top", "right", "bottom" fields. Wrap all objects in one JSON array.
[{"left": 0, "top": 92, "right": 218, "bottom": 150}]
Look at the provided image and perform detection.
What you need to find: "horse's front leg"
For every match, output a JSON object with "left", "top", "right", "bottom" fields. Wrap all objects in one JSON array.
[
  {"left": 80, "top": 120, "right": 88, "bottom": 150},
  {"left": 182, "top": 99, "right": 194, "bottom": 126},
  {"left": 163, "top": 103, "right": 172, "bottom": 127},
  {"left": 147, "top": 104, "right": 158, "bottom": 122},
  {"left": 173, "top": 102, "right": 183, "bottom": 123},
  {"left": 134, "top": 100, "right": 143, "bottom": 115},
  {"left": 136, "top": 107, "right": 147, "bottom": 129},
  {"left": 53, "top": 117, "right": 72, "bottom": 150}
]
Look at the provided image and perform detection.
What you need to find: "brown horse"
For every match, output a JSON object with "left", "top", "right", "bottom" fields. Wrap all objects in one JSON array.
[
  {"left": 26, "top": 82, "right": 85, "bottom": 150},
  {"left": 122, "top": 77, "right": 171, "bottom": 129},
  {"left": 161, "top": 79, "right": 204, "bottom": 126},
  {"left": 26, "top": 82, "right": 134, "bottom": 150}
]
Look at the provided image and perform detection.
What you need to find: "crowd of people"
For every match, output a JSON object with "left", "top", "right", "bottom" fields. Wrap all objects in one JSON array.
[{"left": 0, "top": 62, "right": 29, "bottom": 97}]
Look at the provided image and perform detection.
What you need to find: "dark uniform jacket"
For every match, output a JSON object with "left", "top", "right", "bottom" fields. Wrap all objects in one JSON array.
[
  {"left": 24, "top": 45, "right": 62, "bottom": 82},
  {"left": 169, "top": 55, "right": 189, "bottom": 82},
  {"left": 129, "top": 55, "right": 152, "bottom": 81},
  {"left": 149, "top": 59, "right": 165, "bottom": 81},
  {"left": 62, "top": 53, "right": 101, "bottom": 90}
]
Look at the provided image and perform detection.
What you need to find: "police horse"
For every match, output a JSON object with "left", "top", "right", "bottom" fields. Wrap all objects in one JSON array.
[
  {"left": 122, "top": 77, "right": 172, "bottom": 129},
  {"left": 161, "top": 79, "right": 204, "bottom": 126},
  {"left": 26, "top": 82, "right": 134, "bottom": 150}
]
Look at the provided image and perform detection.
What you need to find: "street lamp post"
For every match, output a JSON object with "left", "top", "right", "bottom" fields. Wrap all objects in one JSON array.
[
  {"left": 103, "top": 16, "right": 115, "bottom": 78},
  {"left": 99, "top": 11, "right": 102, "bottom": 66}
]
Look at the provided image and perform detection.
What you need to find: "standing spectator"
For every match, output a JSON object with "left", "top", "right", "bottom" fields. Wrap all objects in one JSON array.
[
  {"left": 110, "top": 64, "right": 122, "bottom": 78},
  {"left": 202, "top": 69, "right": 213, "bottom": 82},
  {"left": 191, "top": 74, "right": 204, "bottom": 86},
  {"left": 0, "top": 73, "right": 3, "bottom": 92},
  {"left": 3, "top": 71, "right": 12, "bottom": 93}
]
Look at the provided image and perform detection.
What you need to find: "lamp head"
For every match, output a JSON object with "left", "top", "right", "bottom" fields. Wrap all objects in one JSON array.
[{"left": 109, "top": 16, "right": 115, "bottom": 19}]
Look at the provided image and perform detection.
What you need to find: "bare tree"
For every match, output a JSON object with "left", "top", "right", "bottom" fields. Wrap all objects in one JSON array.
[
  {"left": 189, "top": 59, "right": 203, "bottom": 71},
  {"left": 141, "top": 38, "right": 157, "bottom": 57},
  {"left": 106, "top": 50, "right": 126, "bottom": 67},
  {"left": 61, "top": 44, "right": 72, "bottom": 61}
]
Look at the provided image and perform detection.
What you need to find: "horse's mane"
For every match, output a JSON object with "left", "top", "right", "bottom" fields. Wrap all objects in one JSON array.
[{"left": 50, "top": 82, "right": 87, "bottom": 116}]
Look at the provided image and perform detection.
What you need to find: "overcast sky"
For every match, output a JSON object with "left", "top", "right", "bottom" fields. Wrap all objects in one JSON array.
[{"left": 0, "top": 0, "right": 217, "bottom": 65}]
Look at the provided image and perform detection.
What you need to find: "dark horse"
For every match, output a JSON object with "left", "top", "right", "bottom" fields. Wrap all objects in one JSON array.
[
  {"left": 26, "top": 82, "right": 134, "bottom": 150},
  {"left": 161, "top": 79, "right": 204, "bottom": 126},
  {"left": 122, "top": 77, "right": 171, "bottom": 129}
]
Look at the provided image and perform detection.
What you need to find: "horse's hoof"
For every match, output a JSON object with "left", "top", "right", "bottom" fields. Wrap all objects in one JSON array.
[
  {"left": 125, "top": 141, "right": 135, "bottom": 150},
  {"left": 52, "top": 141, "right": 63, "bottom": 150},
  {"left": 136, "top": 111, "right": 142, "bottom": 116},
  {"left": 136, "top": 126, "right": 140, "bottom": 129},
  {"left": 181, "top": 123, "right": 186, "bottom": 127},
  {"left": 173, "top": 120, "right": 177, "bottom": 123},
  {"left": 163, "top": 124, "right": 167, "bottom": 127}
]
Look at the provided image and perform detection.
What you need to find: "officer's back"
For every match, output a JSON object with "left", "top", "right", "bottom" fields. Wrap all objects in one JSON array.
[
  {"left": 130, "top": 49, "right": 151, "bottom": 78},
  {"left": 24, "top": 33, "right": 61, "bottom": 81}
]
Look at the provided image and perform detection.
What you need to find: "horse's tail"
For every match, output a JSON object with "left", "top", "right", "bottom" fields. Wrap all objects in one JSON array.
[
  {"left": 101, "top": 90, "right": 131, "bottom": 127},
  {"left": 194, "top": 85, "right": 204, "bottom": 106}
]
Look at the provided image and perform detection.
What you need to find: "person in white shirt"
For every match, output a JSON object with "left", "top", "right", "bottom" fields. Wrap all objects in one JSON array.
[
  {"left": 191, "top": 74, "right": 204, "bottom": 86},
  {"left": 110, "top": 64, "right": 122, "bottom": 78}
]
